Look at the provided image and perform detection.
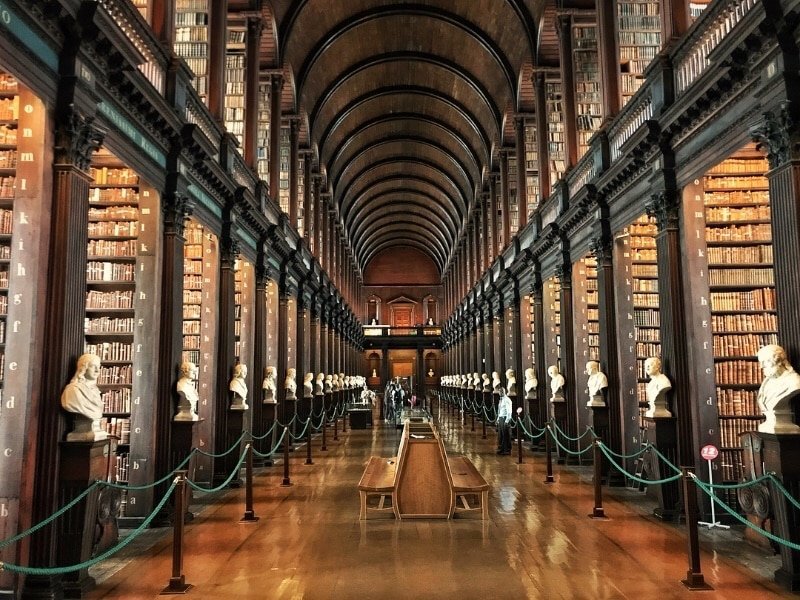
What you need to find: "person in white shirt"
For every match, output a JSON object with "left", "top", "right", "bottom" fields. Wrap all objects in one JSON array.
[{"left": 496, "top": 388, "right": 513, "bottom": 455}]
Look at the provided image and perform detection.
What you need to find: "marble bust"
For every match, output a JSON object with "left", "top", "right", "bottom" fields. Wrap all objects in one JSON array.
[
  {"left": 61, "top": 353, "right": 107, "bottom": 441},
  {"left": 262, "top": 366, "right": 277, "bottom": 404},
  {"left": 492, "top": 371, "right": 502, "bottom": 394},
  {"left": 757, "top": 344, "right": 800, "bottom": 434},
  {"left": 586, "top": 361, "right": 608, "bottom": 407},
  {"left": 482, "top": 373, "right": 491, "bottom": 392},
  {"left": 332, "top": 374, "right": 340, "bottom": 391},
  {"left": 303, "top": 372, "right": 314, "bottom": 398},
  {"left": 644, "top": 357, "right": 672, "bottom": 418},
  {"left": 524, "top": 368, "right": 538, "bottom": 399},
  {"left": 229, "top": 363, "right": 248, "bottom": 410},
  {"left": 548, "top": 365, "right": 565, "bottom": 402},
  {"left": 285, "top": 367, "right": 297, "bottom": 401},
  {"left": 325, "top": 374, "right": 333, "bottom": 394},
  {"left": 315, "top": 372, "right": 325, "bottom": 396},
  {"left": 175, "top": 361, "right": 200, "bottom": 422},
  {"left": 428, "top": 368, "right": 434, "bottom": 378},
  {"left": 505, "top": 368, "right": 517, "bottom": 397},
  {"left": 466, "top": 373, "right": 474, "bottom": 390}
]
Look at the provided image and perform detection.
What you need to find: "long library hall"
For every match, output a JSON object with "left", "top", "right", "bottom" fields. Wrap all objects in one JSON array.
[{"left": 3, "top": 0, "right": 800, "bottom": 599}]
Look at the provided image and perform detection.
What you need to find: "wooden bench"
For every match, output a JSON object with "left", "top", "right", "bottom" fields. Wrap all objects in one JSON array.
[
  {"left": 448, "top": 456, "right": 490, "bottom": 520},
  {"left": 357, "top": 456, "right": 398, "bottom": 519}
]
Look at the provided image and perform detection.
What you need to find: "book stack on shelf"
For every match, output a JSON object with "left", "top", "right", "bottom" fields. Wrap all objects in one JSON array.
[
  {"left": 704, "top": 153, "right": 775, "bottom": 488},
  {"left": 545, "top": 74, "right": 566, "bottom": 182},
  {"left": 297, "top": 153, "right": 305, "bottom": 235},
  {"left": 174, "top": 0, "right": 209, "bottom": 99},
  {"left": 257, "top": 82, "right": 270, "bottom": 183},
  {"left": 131, "top": 0, "right": 149, "bottom": 20},
  {"left": 583, "top": 256, "right": 599, "bottom": 362},
  {"left": 224, "top": 24, "right": 246, "bottom": 146},
  {"left": 182, "top": 222, "right": 204, "bottom": 370},
  {"left": 689, "top": 1, "right": 711, "bottom": 21},
  {"left": 617, "top": 0, "right": 661, "bottom": 106},
  {"left": 234, "top": 258, "right": 243, "bottom": 361},
  {"left": 507, "top": 153, "right": 519, "bottom": 235},
  {"left": 0, "top": 73, "right": 17, "bottom": 401},
  {"left": 544, "top": 277, "right": 562, "bottom": 372},
  {"left": 279, "top": 126, "right": 290, "bottom": 214},
  {"left": 524, "top": 120, "right": 539, "bottom": 211},
  {"left": 572, "top": 21, "right": 602, "bottom": 158},
  {"left": 629, "top": 214, "right": 660, "bottom": 406},
  {"left": 85, "top": 157, "right": 142, "bottom": 513}
]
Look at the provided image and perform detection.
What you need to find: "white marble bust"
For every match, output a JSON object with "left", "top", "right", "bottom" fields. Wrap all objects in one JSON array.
[
  {"left": 482, "top": 373, "right": 491, "bottom": 392},
  {"left": 175, "top": 361, "right": 200, "bottom": 422},
  {"left": 62, "top": 353, "right": 108, "bottom": 441},
  {"left": 229, "top": 363, "right": 249, "bottom": 410},
  {"left": 325, "top": 374, "right": 333, "bottom": 393},
  {"left": 644, "top": 357, "right": 672, "bottom": 417},
  {"left": 548, "top": 365, "right": 565, "bottom": 402},
  {"left": 285, "top": 367, "right": 297, "bottom": 401},
  {"left": 303, "top": 372, "right": 314, "bottom": 398},
  {"left": 472, "top": 372, "right": 480, "bottom": 390},
  {"left": 586, "top": 361, "right": 608, "bottom": 407},
  {"left": 332, "top": 374, "right": 340, "bottom": 391},
  {"left": 315, "top": 372, "right": 325, "bottom": 396},
  {"left": 524, "top": 367, "right": 538, "bottom": 399},
  {"left": 262, "top": 366, "right": 277, "bottom": 404},
  {"left": 505, "top": 368, "right": 517, "bottom": 397},
  {"left": 466, "top": 373, "right": 474, "bottom": 390},
  {"left": 757, "top": 344, "right": 800, "bottom": 434},
  {"left": 492, "top": 371, "right": 502, "bottom": 394}
]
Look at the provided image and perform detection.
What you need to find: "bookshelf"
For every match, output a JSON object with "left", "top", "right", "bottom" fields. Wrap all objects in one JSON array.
[
  {"left": 689, "top": 1, "right": 711, "bottom": 21},
  {"left": 507, "top": 153, "right": 519, "bottom": 235},
  {"left": 131, "top": 0, "right": 149, "bottom": 21},
  {"left": 233, "top": 258, "right": 253, "bottom": 368},
  {"left": 524, "top": 120, "right": 539, "bottom": 211},
  {"left": 297, "top": 153, "right": 305, "bottom": 236},
  {"left": 544, "top": 276, "right": 562, "bottom": 373},
  {"left": 174, "top": 0, "right": 209, "bottom": 100},
  {"left": 617, "top": 1, "right": 662, "bottom": 106},
  {"left": 630, "top": 214, "right": 660, "bottom": 406},
  {"left": 257, "top": 82, "right": 270, "bottom": 183},
  {"left": 279, "top": 126, "right": 290, "bottom": 214},
  {"left": 544, "top": 73, "right": 566, "bottom": 183},
  {"left": 182, "top": 219, "right": 218, "bottom": 483},
  {"left": 86, "top": 150, "right": 159, "bottom": 520},
  {"left": 704, "top": 152, "right": 775, "bottom": 493},
  {"left": 572, "top": 21, "right": 602, "bottom": 158},
  {"left": 0, "top": 74, "right": 17, "bottom": 415},
  {"left": 224, "top": 23, "right": 246, "bottom": 146}
]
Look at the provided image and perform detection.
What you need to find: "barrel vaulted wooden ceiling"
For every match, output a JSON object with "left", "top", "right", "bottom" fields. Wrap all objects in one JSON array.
[{"left": 243, "top": 0, "right": 591, "bottom": 278}]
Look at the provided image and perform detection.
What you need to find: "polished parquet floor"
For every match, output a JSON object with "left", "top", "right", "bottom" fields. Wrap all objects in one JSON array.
[{"left": 86, "top": 400, "right": 791, "bottom": 599}]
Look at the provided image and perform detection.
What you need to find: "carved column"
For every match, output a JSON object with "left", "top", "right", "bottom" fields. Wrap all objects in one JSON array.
[
  {"left": 207, "top": 0, "right": 228, "bottom": 120},
  {"left": 515, "top": 116, "right": 528, "bottom": 229},
  {"left": 242, "top": 18, "right": 263, "bottom": 169},
  {"left": 595, "top": 0, "right": 620, "bottom": 120},
  {"left": 662, "top": 0, "right": 691, "bottom": 43},
  {"left": 251, "top": 243, "right": 269, "bottom": 458},
  {"left": 481, "top": 191, "right": 490, "bottom": 272},
  {"left": 499, "top": 151, "right": 511, "bottom": 247},
  {"left": 288, "top": 118, "right": 299, "bottom": 227},
  {"left": 310, "top": 299, "right": 320, "bottom": 376},
  {"left": 533, "top": 71, "right": 552, "bottom": 199},
  {"left": 320, "top": 304, "right": 329, "bottom": 377},
  {"left": 268, "top": 74, "right": 284, "bottom": 200},
  {"left": 302, "top": 152, "right": 313, "bottom": 240},
  {"left": 531, "top": 262, "right": 548, "bottom": 427},
  {"left": 557, "top": 251, "right": 579, "bottom": 444},
  {"left": 508, "top": 279, "right": 525, "bottom": 418},
  {"left": 151, "top": 0, "right": 175, "bottom": 46},
  {"left": 557, "top": 14, "right": 578, "bottom": 170},
  {"left": 213, "top": 215, "right": 239, "bottom": 487}
]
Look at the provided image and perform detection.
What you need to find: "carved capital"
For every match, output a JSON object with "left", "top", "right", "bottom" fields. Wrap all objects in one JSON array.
[
  {"left": 646, "top": 191, "right": 680, "bottom": 231},
  {"left": 55, "top": 108, "right": 105, "bottom": 171},
  {"left": 751, "top": 103, "right": 800, "bottom": 169},
  {"left": 589, "top": 234, "right": 613, "bottom": 264},
  {"left": 221, "top": 236, "right": 240, "bottom": 264},
  {"left": 163, "top": 193, "right": 195, "bottom": 237}
]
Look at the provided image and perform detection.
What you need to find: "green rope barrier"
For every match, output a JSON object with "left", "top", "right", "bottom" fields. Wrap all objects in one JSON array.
[
  {"left": 1, "top": 479, "right": 177, "bottom": 575},
  {"left": 548, "top": 429, "right": 594, "bottom": 456},
  {"left": 194, "top": 431, "right": 246, "bottom": 459},
  {"left": 598, "top": 443, "right": 683, "bottom": 486},
  {"left": 0, "top": 482, "right": 102, "bottom": 550},
  {"left": 691, "top": 474, "right": 800, "bottom": 551},
  {"left": 517, "top": 419, "right": 547, "bottom": 440},
  {"left": 768, "top": 474, "right": 800, "bottom": 513},
  {"left": 247, "top": 421, "right": 277, "bottom": 441},
  {"left": 187, "top": 450, "right": 248, "bottom": 493},
  {"left": 525, "top": 415, "right": 546, "bottom": 434},
  {"left": 648, "top": 445, "right": 683, "bottom": 476},
  {"left": 597, "top": 441, "right": 653, "bottom": 460},
  {"left": 692, "top": 473, "right": 773, "bottom": 490},
  {"left": 290, "top": 419, "right": 311, "bottom": 440},
  {"left": 551, "top": 420, "right": 597, "bottom": 442},
  {"left": 253, "top": 427, "right": 288, "bottom": 459},
  {"left": 102, "top": 450, "right": 197, "bottom": 491}
]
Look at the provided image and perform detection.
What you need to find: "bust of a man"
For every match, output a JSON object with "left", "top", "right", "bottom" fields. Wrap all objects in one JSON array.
[
  {"left": 645, "top": 357, "right": 672, "bottom": 417},
  {"left": 303, "top": 372, "right": 314, "bottom": 398},
  {"left": 482, "top": 373, "right": 491, "bottom": 392},
  {"left": 262, "top": 366, "right": 277, "bottom": 404},
  {"left": 285, "top": 367, "right": 297, "bottom": 401},
  {"left": 466, "top": 373, "right": 474, "bottom": 390},
  {"left": 61, "top": 353, "right": 108, "bottom": 441},
  {"left": 757, "top": 344, "right": 800, "bottom": 434},
  {"left": 229, "top": 363, "right": 249, "bottom": 410},
  {"left": 315, "top": 372, "right": 325, "bottom": 396},
  {"left": 524, "top": 368, "right": 538, "bottom": 400},
  {"left": 505, "top": 368, "right": 517, "bottom": 397},
  {"left": 175, "top": 361, "right": 200, "bottom": 421},
  {"left": 324, "top": 374, "right": 333, "bottom": 393},
  {"left": 586, "top": 361, "right": 608, "bottom": 407},
  {"left": 332, "top": 374, "right": 340, "bottom": 391},
  {"left": 492, "top": 371, "right": 502, "bottom": 394},
  {"left": 548, "top": 365, "right": 565, "bottom": 402}
]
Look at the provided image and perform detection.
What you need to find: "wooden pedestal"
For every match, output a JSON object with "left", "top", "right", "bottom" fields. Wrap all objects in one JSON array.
[
  {"left": 58, "top": 439, "right": 112, "bottom": 598},
  {"left": 590, "top": 405, "right": 610, "bottom": 482},
  {"left": 551, "top": 400, "right": 568, "bottom": 464},
  {"left": 259, "top": 403, "right": 277, "bottom": 466},
  {"left": 170, "top": 419, "right": 201, "bottom": 523},
  {"left": 644, "top": 416, "right": 680, "bottom": 521}
]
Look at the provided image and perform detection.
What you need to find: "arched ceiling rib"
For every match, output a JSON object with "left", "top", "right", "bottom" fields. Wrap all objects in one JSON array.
[{"left": 268, "top": 0, "right": 540, "bottom": 276}]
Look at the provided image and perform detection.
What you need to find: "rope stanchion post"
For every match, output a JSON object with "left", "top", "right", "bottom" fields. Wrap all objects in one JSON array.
[
  {"left": 161, "top": 472, "right": 192, "bottom": 595},
  {"left": 321, "top": 410, "right": 328, "bottom": 450},
  {"left": 681, "top": 467, "right": 712, "bottom": 590},
  {"left": 239, "top": 444, "right": 259, "bottom": 524},
  {"left": 333, "top": 413, "right": 339, "bottom": 441},
  {"left": 589, "top": 441, "right": 607, "bottom": 519},
  {"left": 544, "top": 425, "right": 554, "bottom": 484},
  {"left": 305, "top": 417, "right": 314, "bottom": 465},
  {"left": 342, "top": 400, "right": 348, "bottom": 432},
  {"left": 281, "top": 427, "right": 292, "bottom": 487},
  {"left": 516, "top": 421, "right": 523, "bottom": 464}
]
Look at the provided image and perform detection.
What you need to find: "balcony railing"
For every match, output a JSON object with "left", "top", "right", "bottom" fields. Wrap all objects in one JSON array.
[{"left": 363, "top": 326, "right": 442, "bottom": 337}]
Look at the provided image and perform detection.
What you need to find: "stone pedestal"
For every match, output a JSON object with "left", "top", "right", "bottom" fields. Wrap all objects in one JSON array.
[
  {"left": 58, "top": 439, "right": 112, "bottom": 598},
  {"left": 260, "top": 403, "right": 277, "bottom": 466},
  {"left": 644, "top": 416, "right": 680, "bottom": 521},
  {"left": 761, "top": 433, "right": 800, "bottom": 591}
]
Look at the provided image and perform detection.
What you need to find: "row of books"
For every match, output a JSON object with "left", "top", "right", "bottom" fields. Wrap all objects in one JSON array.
[
  {"left": 633, "top": 279, "right": 658, "bottom": 292},
  {"left": 87, "top": 262, "right": 135, "bottom": 283},
  {"left": 633, "top": 292, "right": 659, "bottom": 307},
  {"left": 86, "top": 290, "right": 134, "bottom": 309},
  {"left": 634, "top": 308, "right": 660, "bottom": 327},
  {"left": 717, "top": 388, "right": 761, "bottom": 414},
  {"left": 705, "top": 205, "right": 770, "bottom": 222},
  {"left": 85, "top": 342, "right": 133, "bottom": 362},
  {"left": 87, "top": 240, "right": 137, "bottom": 258},
  {"left": 708, "top": 157, "right": 769, "bottom": 173},
  {"left": 115, "top": 453, "right": 130, "bottom": 483},
  {"left": 710, "top": 288, "right": 775, "bottom": 311},
  {"left": 0, "top": 176, "right": 15, "bottom": 198},
  {"left": 85, "top": 316, "right": 135, "bottom": 334},
  {"left": 98, "top": 365, "right": 133, "bottom": 386},
  {"left": 183, "top": 290, "right": 202, "bottom": 304},
  {"left": 706, "top": 224, "right": 771, "bottom": 241},
  {"left": 719, "top": 417, "right": 763, "bottom": 449},
  {"left": 175, "top": 26, "right": 208, "bottom": 42},
  {"left": 0, "top": 74, "right": 18, "bottom": 91},
  {"left": 617, "top": 1, "right": 660, "bottom": 17},
  {"left": 0, "top": 150, "right": 16, "bottom": 169},
  {"left": 0, "top": 97, "right": 18, "bottom": 121},
  {"left": 183, "top": 320, "right": 201, "bottom": 334},
  {"left": 102, "top": 387, "right": 131, "bottom": 414},
  {"left": 183, "top": 274, "right": 203, "bottom": 289},
  {"left": 88, "top": 206, "right": 138, "bottom": 220},
  {"left": 714, "top": 360, "right": 763, "bottom": 385},
  {"left": 705, "top": 175, "right": 767, "bottom": 189},
  {"left": 183, "top": 335, "right": 201, "bottom": 349},
  {"left": 704, "top": 190, "right": 769, "bottom": 205},
  {"left": 183, "top": 304, "right": 201, "bottom": 319},
  {"left": 0, "top": 125, "right": 16, "bottom": 145},
  {"left": 710, "top": 313, "right": 777, "bottom": 332},
  {"left": 707, "top": 244, "right": 772, "bottom": 264},
  {"left": 712, "top": 333, "right": 778, "bottom": 357},
  {"left": 90, "top": 167, "right": 138, "bottom": 186},
  {"left": 101, "top": 417, "right": 131, "bottom": 444},
  {"left": 89, "top": 187, "right": 139, "bottom": 204},
  {"left": 88, "top": 221, "right": 138, "bottom": 237},
  {"left": 637, "top": 327, "right": 660, "bottom": 341},
  {"left": 708, "top": 268, "right": 773, "bottom": 286}
]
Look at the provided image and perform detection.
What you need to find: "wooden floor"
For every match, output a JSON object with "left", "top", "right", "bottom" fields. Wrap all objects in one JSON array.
[{"left": 86, "top": 401, "right": 791, "bottom": 599}]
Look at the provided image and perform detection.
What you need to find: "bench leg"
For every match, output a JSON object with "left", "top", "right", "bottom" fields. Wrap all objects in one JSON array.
[
  {"left": 481, "top": 490, "right": 488, "bottom": 520},
  {"left": 360, "top": 491, "right": 367, "bottom": 520}
]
